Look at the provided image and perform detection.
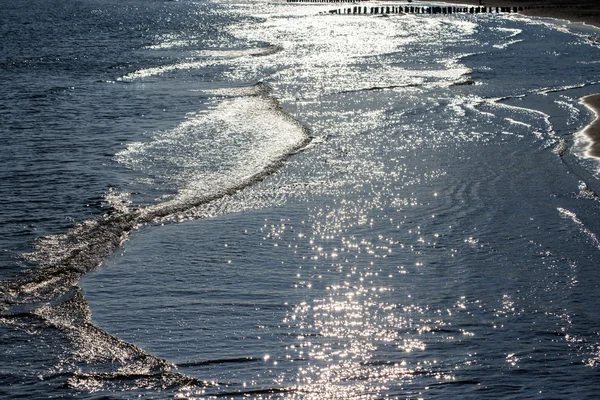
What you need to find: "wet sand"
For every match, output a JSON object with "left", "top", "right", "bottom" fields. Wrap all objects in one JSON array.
[
  {"left": 582, "top": 94, "right": 600, "bottom": 158},
  {"left": 431, "top": 0, "right": 600, "bottom": 28}
]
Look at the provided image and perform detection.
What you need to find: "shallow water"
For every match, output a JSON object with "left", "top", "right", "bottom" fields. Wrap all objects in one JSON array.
[{"left": 2, "top": 0, "right": 600, "bottom": 398}]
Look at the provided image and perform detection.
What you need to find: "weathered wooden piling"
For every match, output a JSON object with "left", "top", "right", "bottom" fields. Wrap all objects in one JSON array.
[{"left": 322, "top": 3, "right": 529, "bottom": 16}]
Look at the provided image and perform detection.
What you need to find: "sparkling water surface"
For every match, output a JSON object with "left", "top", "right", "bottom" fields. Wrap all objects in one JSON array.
[{"left": 2, "top": 0, "right": 600, "bottom": 398}]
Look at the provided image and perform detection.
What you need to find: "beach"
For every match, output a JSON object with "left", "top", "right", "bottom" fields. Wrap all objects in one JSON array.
[{"left": 582, "top": 94, "right": 600, "bottom": 157}]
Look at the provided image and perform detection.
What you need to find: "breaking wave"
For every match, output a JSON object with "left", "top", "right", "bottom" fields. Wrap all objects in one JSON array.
[{"left": 0, "top": 82, "right": 311, "bottom": 392}]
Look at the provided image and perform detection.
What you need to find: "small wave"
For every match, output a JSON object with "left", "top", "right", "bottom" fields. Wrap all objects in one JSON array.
[
  {"left": 201, "top": 84, "right": 270, "bottom": 97},
  {"left": 116, "top": 83, "right": 311, "bottom": 208},
  {"left": 505, "top": 117, "right": 532, "bottom": 128},
  {"left": 144, "top": 33, "right": 191, "bottom": 50},
  {"left": 206, "top": 387, "right": 294, "bottom": 397},
  {"left": 557, "top": 207, "right": 600, "bottom": 250},
  {"left": 104, "top": 188, "right": 132, "bottom": 213},
  {"left": 450, "top": 78, "right": 475, "bottom": 87},
  {"left": 495, "top": 27, "right": 522, "bottom": 39},
  {"left": 447, "top": 67, "right": 475, "bottom": 86},
  {"left": 120, "top": 45, "right": 283, "bottom": 81},
  {"left": 430, "top": 379, "right": 481, "bottom": 386},
  {"left": 119, "top": 60, "right": 213, "bottom": 81},
  {"left": 555, "top": 98, "right": 581, "bottom": 121},
  {"left": 536, "top": 83, "right": 588, "bottom": 95},
  {"left": 490, "top": 98, "right": 550, "bottom": 119},
  {"left": 1, "top": 83, "right": 311, "bottom": 306},
  {"left": 0, "top": 286, "right": 188, "bottom": 394},
  {"left": 338, "top": 65, "right": 473, "bottom": 93},
  {"left": 177, "top": 357, "right": 258, "bottom": 368},
  {"left": 489, "top": 98, "right": 555, "bottom": 134},
  {"left": 198, "top": 45, "right": 283, "bottom": 58},
  {"left": 576, "top": 181, "right": 600, "bottom": 200},
  {"left": 67, "top": 370, "right": 205, "bottom": 392},
  {"left": 338, "top": 83, "right": 421, "bottom": 94},
  {"left": 493, "top": 39, "right": 523, "bottom": 49},
  {"left": 488, "top": 94, "right": 526, "bottom": 103},
  {"left": 145, "top": 39, "right": 192, "bottom": 50},
  {"left": 0, "top": 81, "right": 312, "bottom": 394}
]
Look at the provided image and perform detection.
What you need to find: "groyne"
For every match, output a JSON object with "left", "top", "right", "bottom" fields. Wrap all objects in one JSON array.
[
  {"left": 282, "top": 0, "right": 537, "bottom": 16},
  {"left": 317, "top": 5, "right": 524, "bottom": 15},
  {"left": 284, "top": 1, "right": 527, "bottom": 14}
]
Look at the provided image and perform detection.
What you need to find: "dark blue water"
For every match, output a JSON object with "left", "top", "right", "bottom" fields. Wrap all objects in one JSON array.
[{"left": 2, "top": 0, "right": 600, "bottom": 398}]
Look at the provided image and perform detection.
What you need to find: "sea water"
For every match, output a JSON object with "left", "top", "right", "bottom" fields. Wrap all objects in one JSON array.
[{"left": 2, "top": 0, "right": 600, "bottom": 398}]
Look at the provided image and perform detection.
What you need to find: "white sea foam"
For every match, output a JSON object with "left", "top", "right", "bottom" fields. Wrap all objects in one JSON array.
[
  {"left": 537, "top": 83, "right": 587, "bottom": 95},
  {"left": 116, "top": 86, "right": 309, "bottom": 208},
  {"left": 145, "top": 40, "right": 191, "bottom": 50},
  {"left": 118, "top": 60, "right": 214, "bottom": 81},
  {"left": 493, "top": 39, "right": 523, "bottom": 49},
  {"left": 495, "top": 27, "right": 522, "bottom": 39},
  {"left": 195, "top": 45, "right": 283, "bottom": 58},
  {"left": 558, "top": 207, "right": 600, "bottom": 249},
  {"left": 144, "top": 33, "right": 191, "bottom": 50},
  {"left": 555, "top": 98, "right": 581, "bottom": 125},
  {"left": 504, "top": 117, "right": 531, "bottom": 127}
]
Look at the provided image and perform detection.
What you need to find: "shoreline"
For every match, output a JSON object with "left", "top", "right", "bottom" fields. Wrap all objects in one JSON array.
[
  {"left": 581, "top": 94, "right": 600, "bottom": 158},
  {"left": 423, "top": 0, "right": 600, "bottom": 162},
  {"left": 424, "top": 0, "right": 600, "bottom": 29}
]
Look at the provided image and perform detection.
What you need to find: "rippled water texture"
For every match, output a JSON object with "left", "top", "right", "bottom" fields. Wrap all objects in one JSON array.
[{"left": 2, "top": 0, "right": 600, "bottom": 398}]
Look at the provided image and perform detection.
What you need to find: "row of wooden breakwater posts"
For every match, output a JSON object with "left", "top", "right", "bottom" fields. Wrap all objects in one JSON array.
[
  {"left": 321, "top": 5, "right": 525, "bottom": 15},
  {"left": 284, "top": 1, "right": 525, "bottom": 16},
  {"left": 324, "top": 5, "right": 524, "bottom": 15}
]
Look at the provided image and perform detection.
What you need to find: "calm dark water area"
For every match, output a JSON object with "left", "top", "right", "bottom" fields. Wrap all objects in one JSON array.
[{"left": 2, "top": 0, "right": 600, "bottom": 398}]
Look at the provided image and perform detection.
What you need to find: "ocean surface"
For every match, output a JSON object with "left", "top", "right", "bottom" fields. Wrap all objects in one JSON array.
[{"left": 2, "top": 0, "right": 600, "bottom": 398}]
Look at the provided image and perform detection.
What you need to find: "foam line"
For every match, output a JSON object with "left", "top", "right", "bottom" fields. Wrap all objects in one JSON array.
[{"left": 0, "top": 82, "right": 312, "bottom": 391}]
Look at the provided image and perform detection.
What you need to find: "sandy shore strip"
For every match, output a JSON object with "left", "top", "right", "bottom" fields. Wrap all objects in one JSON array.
[
  {"left": 580, "top": 94, "right": 600, "bottom": 158},
  {"left": 422, "top": 0, "right": 600, "bottom": 29}
]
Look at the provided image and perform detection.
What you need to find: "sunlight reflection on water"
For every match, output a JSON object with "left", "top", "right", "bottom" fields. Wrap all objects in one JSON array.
[{"left": 80, "top": 2, "right": 600, "bottom": 398}]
